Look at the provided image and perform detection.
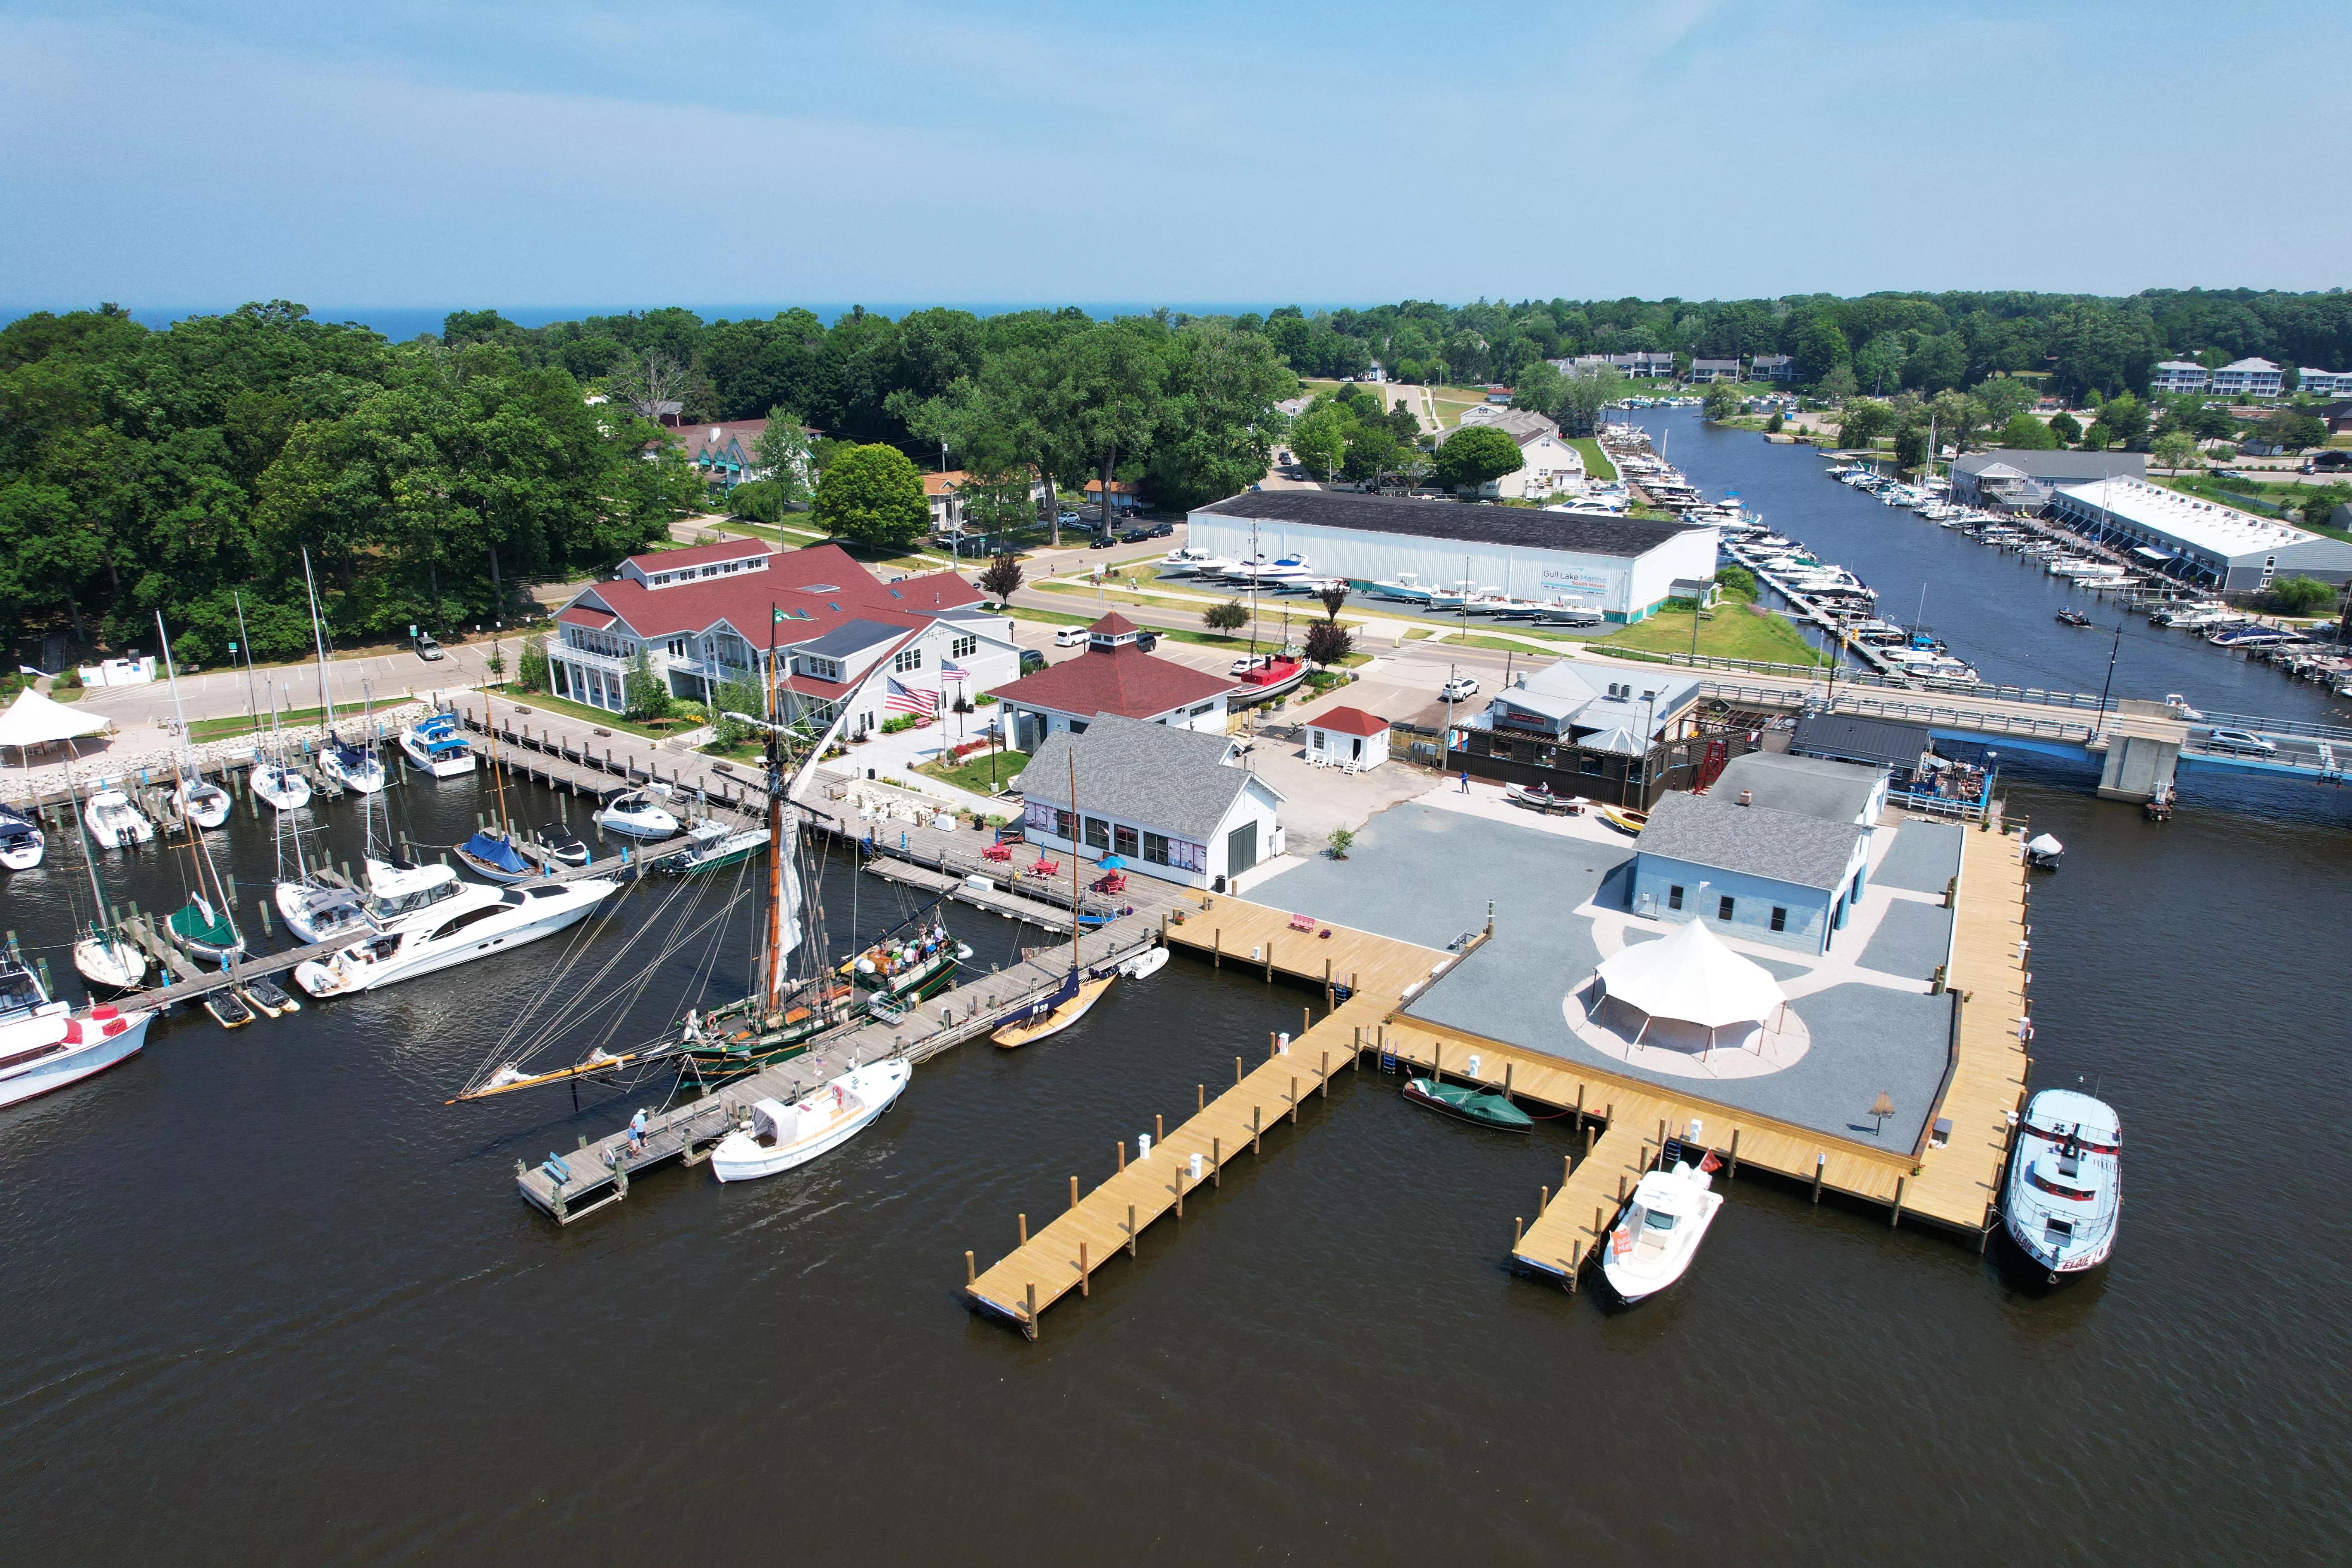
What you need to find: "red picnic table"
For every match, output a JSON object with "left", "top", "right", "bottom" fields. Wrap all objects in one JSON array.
[
  {"left": 1028, "top": 857, "right": 1061, "bottom": 877},
  {"left": 981, "top": 843, "right": 1012, "bottom": 863}
]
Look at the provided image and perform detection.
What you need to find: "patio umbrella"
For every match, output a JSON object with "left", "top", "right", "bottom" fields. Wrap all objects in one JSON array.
[{"left": 1097, "top": 854, "right": 1126, "bottom": 870}]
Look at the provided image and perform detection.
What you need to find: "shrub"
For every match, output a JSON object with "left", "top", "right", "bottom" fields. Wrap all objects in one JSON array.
[
  {"left": 880, "top": 714, "right": 917, "bottom": 734},
  {"left": 517, "top": 636, "right": 550, "bottom": 693},
  {"left": 1203, "top": 598, "right": 1250, "bottom": 634},
  {"left": 2262, "top": 575, "right": 2335, "bottom": 615},
  {"left": 1303, "top": 619, "right": 1353, "bottom": 667},
  {"left": 974, "top": 692, "right": 998, "bottom": 706},
  {"left": 1327, "top": 827, "right": 1355, "bottom": 860}
]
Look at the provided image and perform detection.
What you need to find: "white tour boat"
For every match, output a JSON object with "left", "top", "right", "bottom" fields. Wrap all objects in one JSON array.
[
  {"left": 83, "top": 779, "right": 153, "bottom": 849},
  {"left": 2003, "top": 1088, "right": 2122, "bottom": 1283},
  {"left": 1601, "top": 1156, "right": 1726, "bottom": 1304},
  {"left": 0, "top": 957, "right": 154, "bottom": 1109},
  {"left": 293, "top": 875, "right": 619, "bottom": 997},
  {"left": 709, "top": 1057, "right": 912, "bottom": 1182}
]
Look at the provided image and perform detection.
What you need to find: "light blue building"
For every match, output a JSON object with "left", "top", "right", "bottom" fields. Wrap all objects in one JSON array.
[{"left": 1627, "top": 753, "right": 1888, "bottom": 954}]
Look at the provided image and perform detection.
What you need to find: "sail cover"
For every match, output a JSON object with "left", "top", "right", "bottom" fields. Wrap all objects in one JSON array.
[{"left": 461, "top": 830, "right": 531, "bottom": 874}]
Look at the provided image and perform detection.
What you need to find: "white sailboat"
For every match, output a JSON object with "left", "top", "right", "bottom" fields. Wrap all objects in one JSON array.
[
  {"left": 302, "top": 550, "right": 385, "bottom": 796},
  {"left": 156, "top": 615, "right": 231, "bottom": 829},
  {"left": 0, "top": 804, "right": 43, "bottom": 871},
  {"left": 709, "top": 1058, "right": 911, "bottom": 1182},
  {"left": 63, "top": 763, "right": 146, "bottom": 991},
  {"left": 992, "top": 748, "right": 1114, "bottom": 1048}
]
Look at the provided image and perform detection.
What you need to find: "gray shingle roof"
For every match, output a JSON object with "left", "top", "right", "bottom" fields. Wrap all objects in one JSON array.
[
  {"left": 1790, "top": 713, "right": 1931, "bottom": 772},
  {"left": 1013, "top": 714, "right": 1281, "bottom": 842},
  {"left": 1711, "top": 751, "right": 1882, "bottom": 824},
  {"left": 797, "top": 618, "right": 911, "bottom": 658},
  {"left": 1635, "top": 791, "right": 1863, "bottom": 892},
  {"left": 1194, "top": 490, "right": 1703, "bottom": 558}
]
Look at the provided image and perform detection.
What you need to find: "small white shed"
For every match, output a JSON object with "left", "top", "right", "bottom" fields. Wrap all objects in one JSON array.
[{"left": 1304, "top": 705, "right": 1390, "bottom": 771}]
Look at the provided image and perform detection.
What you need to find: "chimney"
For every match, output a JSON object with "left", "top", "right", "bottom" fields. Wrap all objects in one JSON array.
[{"left": 1738, "top": 789, "right": 1753, "bottom": 807}]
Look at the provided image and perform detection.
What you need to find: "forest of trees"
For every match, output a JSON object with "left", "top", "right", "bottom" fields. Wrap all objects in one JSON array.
[{"left": 7, "top": 286, "right": 2346, "bottom": 659}]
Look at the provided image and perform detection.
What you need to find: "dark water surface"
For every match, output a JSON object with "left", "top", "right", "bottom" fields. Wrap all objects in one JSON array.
[{"left": 5, "top": 429, "right": 2349, "bottom": 1562}]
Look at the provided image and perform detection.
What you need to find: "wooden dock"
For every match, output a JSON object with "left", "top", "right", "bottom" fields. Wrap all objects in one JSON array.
[{"left": 968, "top": 830, "right": 2036, "bottom": 1332}]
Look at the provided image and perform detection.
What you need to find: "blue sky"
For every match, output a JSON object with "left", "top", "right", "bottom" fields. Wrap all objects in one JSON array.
[{"left": 3, "top": 0, "right": 2346, "bottom": 317}]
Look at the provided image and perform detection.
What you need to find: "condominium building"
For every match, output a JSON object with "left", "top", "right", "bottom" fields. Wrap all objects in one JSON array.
[
  {"left": 2149, "top": 360, "right": 2210, "bottom": 395},
  {"left": 2208, "top": 358, "right": 2284, "bottom": 399}
]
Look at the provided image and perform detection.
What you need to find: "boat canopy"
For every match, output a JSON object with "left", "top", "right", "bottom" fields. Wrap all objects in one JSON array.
[
  {"left": 0, "top": 686, "right": 111, "bottom": 749},
  {"left": 1596, "top": 919, "right": 1783, "bottom": 1030},
  {"left": 333, "top": 741, "right": 370, "bottom": 772},
  {"left": 168, "top": 897, "right": 239, "bottom": 949},
  {"left": 2027, "top": 833, "right": 2064, "bottom": 857},
  {"left": 461, "top": 830, "right": 532, "bottom": 874}
]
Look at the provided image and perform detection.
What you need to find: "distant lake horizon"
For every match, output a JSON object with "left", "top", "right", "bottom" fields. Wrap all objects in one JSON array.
[{"left": 6, "top": 301, "right": 1355, "bottom": 339}]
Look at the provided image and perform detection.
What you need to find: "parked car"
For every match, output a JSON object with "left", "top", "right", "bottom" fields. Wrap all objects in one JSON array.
[
  {"left": 1147, "top": 521, "right": 1173, "bottom": 537},
  {"left": 1089, "top": 534, "right": 1117, "bottom": 549},
  {"left": 1135, "top": 631, "right": 1158, "bottom": 652},
  {"left": 414, "top": 635, "right": 445, "bottom": 662},
  {"left": 1054, "top": 626, "right": 1089, "bottom": 647},
  {"left": 1019, "top": 648, "right": 1049, "bottom": 673},
  {"left": 1440, "top": 675, "right": 1480, "bottom": 701},
  {"left": 2205, "top": 726, "right": 2277, "bottom": 756},
  {"left": 1057, "top": 511, "right": 1082, "bottom": 525}
]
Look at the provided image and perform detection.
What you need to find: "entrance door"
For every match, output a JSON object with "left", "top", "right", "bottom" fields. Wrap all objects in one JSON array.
[{"left": 1226, "top": 821, "right": 1258, "bottom": 877}]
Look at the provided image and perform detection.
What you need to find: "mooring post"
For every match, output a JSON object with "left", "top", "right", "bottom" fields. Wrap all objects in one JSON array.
[
  {"left": 1252, "top": 1106, "right": 1262, "bottom": 1155},
  {"left": 1562, "top": 1154, "right": 1573, "bottom": 1189},
  {"left": 1213, "top": 929, "right": 1220, "bottom": 967},
  {"left": 1812, "top": 1152, "right": 1826, "bottom": 1204},
  {"left": 965, "top": 1251, "right": 976, "bottom": 1287},
  {"left": 1018, "top": 1213, "right": 1028, "bottom": 1246},
  {"left": 1079, "top": 1241, "right": 1089, "bottom": 1296},
  {"left": 1127, "top": 1204, "right": 1137, "bottom": 1257},
  {"left": 1503, "top": 1062, "right": 1513, "bottom": 1102},
  {"left": 1234, "top": 1056, "right": 1243, "bottom": 1087},
  {"left": 1289, "top": 1075, "right": 1299, "bottom": 1124},
  {"left": 1025, "top": 1283, "right": 1038, "bottom": 1341},
  {"left": 1118, "top": 1140, "right": 1125, "bottom": 1171},
  {"left": 1890, "top": 1176, "right": 1907, "bottom": 1228},
  {"left": 1324, "top": 956, "right": 1332, "bottom": 1008},
  {"left": 1070, "top": 1176, "right": 1079, "bottom": 1211},
  {"left": 1197, "top": 1083, "right": 1205, "bottom": 1112},
  {"left": 1320, "top": 1050, "right": 1329, "bottom": 1097},
  {"left": 1728, "top": 1129, "right": 1741, "bottom": 1179},
  {"left": 1594, "top": 1205, "right": 1604, "bottom": 1239},
  {"left": 1540, "top": 1184, "right": 1550, "bottom": 1212},
  {"left": 1265, "top": 939, "right": 1273, "bottom": 982},
  {"left": 1212, "top": 1136, "right": 1222, "bottom": 1186},
  {"left": 1568, "top": 1241, "right": 1580, "bottom": 1294}
]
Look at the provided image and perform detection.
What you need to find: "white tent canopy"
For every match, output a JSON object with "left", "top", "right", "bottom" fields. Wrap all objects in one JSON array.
[
  {"left": 0, "top": 686, "right": 111, "bottom": 751},
  {"left": 1595, "top": 918, "right": 1784, "bottom": 1030}
]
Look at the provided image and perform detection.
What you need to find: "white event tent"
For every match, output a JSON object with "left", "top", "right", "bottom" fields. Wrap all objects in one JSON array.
[
  {"left": 0, "top": 686, "right": 112, "bottom": 765},
  {"left": 1593, "top": 918, "right": 1787, "bottom": 1057}
]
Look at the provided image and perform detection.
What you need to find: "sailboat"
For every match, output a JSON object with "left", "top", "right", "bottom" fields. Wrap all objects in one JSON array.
[
  {"left": 0, "top": 804, "right": 42, "bottom": 871},
  {"left": 453, "top": 718, "right": 536, "bottom": 884},
  {"left": 64, "top": 762, "right": 147, "bottom": 991},
  {"left": 991, "top": 749, "right": 1114, "bottom": 1048},
  {"left": 249, "top": 681, "right": 312, "bottom": 812},
  {"left": 162, "top": 752, "right": 246, "bottom": 964},
  {"left": 155, "top": 615, "right": 231, "bottom": 829},
  {"left": 302, "top": 551, "right": 386, "bottom": 796}
]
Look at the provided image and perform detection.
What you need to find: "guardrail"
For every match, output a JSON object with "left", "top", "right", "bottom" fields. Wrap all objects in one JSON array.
[
  {"left": 2197, "top": 709, "right": 2352, "bottom": 744},
  {"left": 1629, "top": 649, "right": 2120, "bottom": 710},
  {"left": 1693, "top": 682, "right": 2099, "bottom": 743}
]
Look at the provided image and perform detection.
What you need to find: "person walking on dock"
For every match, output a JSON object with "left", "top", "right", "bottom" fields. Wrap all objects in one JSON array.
[
  {"left": 628, "top": 1108, "right": 649, "bottom": 1155},
  {"left": 1458, "top": 771, "right": 1470, "bottom": 794}
]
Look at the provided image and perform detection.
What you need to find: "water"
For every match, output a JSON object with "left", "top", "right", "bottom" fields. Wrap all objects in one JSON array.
[{"left": 4, "top": 448, "right": 2349, "bottom": 1560}]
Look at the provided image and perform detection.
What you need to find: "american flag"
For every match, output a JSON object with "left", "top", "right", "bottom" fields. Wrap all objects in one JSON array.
[
  {"left": 884, "top": 676, "right": 937, "bottom": 717},
  {"left": 940, "top": 659, "right": 971, "bottom": 682}
]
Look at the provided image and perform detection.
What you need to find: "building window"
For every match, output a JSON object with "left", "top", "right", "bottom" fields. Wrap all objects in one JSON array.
[
  {"left": 552, "top": 662, "right": 571, "bottom": 698},
  {"left": 1142, "top": 831, "right": 1171, "bottom": 866},
  {"left": 1770, "top": 906, "right": 1788, "bottom": 933},
  {"left": 951, "top": 634, "right": 977, "bottom": 660},
  {"left": 1084, "top": 817, "right": 1111, "bottom": 851},
  {"left": 1580, "top": 755, "right": 1606, "bottom": 777},
  {"left": 1668, "top": 885, "right": 1683, "bottom": 911},
  {"left": 1718, "top": 895, "right": 1736, "bottom": 921},
  {"left": 1113, "top": 824, "right": 1139, "bottom": 858},
  {"left": 667, "top": 637, "right": 688, "bottom": 659},
  {"left": 1054, "top": 809, "right": 1075, "bottom": 839},
  {"left": 894, "top": 647, "right": 924, "bottom": 674},
  {"left": 1310, "top": 729, "right": 1324, "bottom": 751}
]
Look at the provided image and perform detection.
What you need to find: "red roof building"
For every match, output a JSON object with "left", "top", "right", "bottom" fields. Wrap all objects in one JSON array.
[
  {"left": 547, "top": 540, "right": 1019, "bottom": 737},
  {"left": 988, "top": 612, "right": 1235, "bottom": 751},
  {"left": 1302, "top": 703, "right": 1392, "bottom": 770}
]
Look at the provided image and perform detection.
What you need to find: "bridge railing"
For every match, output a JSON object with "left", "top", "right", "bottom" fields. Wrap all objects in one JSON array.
[
  {"left": 1694, "top": 681, "right": 2100, "bottom": 742},
  {"left": 1618, "top": 649, "right": 2116, "bottom": 710},
  {"left": 2196, "top": 709, "right": 2352, "bottom": 744}
]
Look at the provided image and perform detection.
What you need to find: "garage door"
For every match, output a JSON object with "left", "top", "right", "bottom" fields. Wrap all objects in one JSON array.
[{"left": 1226, "top": 821, "right": 1258, "bottom": 876}]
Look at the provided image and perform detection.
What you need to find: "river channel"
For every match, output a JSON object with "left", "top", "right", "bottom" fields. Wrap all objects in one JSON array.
[{"left": 1, "top": 423, "right": 2346, "bottom": 1562}]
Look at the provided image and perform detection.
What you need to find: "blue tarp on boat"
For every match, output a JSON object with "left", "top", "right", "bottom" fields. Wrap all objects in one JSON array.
[{"left": 460, "top": 830, "right": 531, "bottom": 874}]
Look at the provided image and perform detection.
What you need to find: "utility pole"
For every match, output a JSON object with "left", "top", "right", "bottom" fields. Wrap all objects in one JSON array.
[{"left": 2093, "top": 617, "right": 2123, "bottom": 741}]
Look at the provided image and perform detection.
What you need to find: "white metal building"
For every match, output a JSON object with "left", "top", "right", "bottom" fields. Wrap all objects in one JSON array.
[
  {"left": 1188, "top": 491, "right": 1718, "bottom": 624},
  {"left": 2049, "top": 477, "right": 2352, "bottom": 589}
]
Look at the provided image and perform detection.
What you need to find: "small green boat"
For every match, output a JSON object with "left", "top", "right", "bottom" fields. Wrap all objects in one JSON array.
[{"left": 1401, "top": 1075, "right": 1532, "bottom": 1132}]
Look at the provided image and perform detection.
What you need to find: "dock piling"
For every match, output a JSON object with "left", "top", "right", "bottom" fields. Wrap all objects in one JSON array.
[
  {"left": 1890, "top": 1176, "right": 1906, "bottom": 1228},
  {"left": 1024, "top": 1283, "right": 1038, "bottom": 1341},
  {"left": 1079, "top": 1241, "right": 1089, "bottom": 1295},
  {"left": 1504, "top": 1062, "right": 1513, "bottom": 1102},
  {"left": 1540, "top": 1184, "right": 1550, "bottom": 1212},
  {"left": 1117, "top": 1140, "right": 1125, "bottom": 1172},
  {"left": 1127, "top": 1204, "right": 1137, "bottom": 1257},
  {"left": 1728, "top": 1129, "right": 1740, "bottom": 1179},
  {"left": 1811, "top": 1153, "right": 1825, "bottom": 1203},
  {"left": 1252, "top": 1106, "right": 1262, "bottom": 1155},
  {"left": 1320, "top": 1050, "right": 1329, "bottom": 1097},
  {"left": 1574, "top": 1084, "right": 1584, "bottom": 1130},
  {"left": 1234, "top": 1056, "right": 1243, "bottom": 1087},
  {"left": 1069, "top": 1176, "right": 1079, "bottom": 1211},
  {"left": 1289, "top": 1076, "right": 1299, "bottom": 1124},
  {"left": 1562, "top": 1154, "right": 1572, "bottom": 1189},
  {"left": 1568, "top": 1242, "right": 1580, "bottom": 1295},
  {"left": 1515, "top": 1216, "right": 1523, "bottom": 1248},
  {"left": 1018, "top": 1213, "right": 1028, "bottom": 1246},
  {"left": 1155, "top": 1114, "right": 1164, "bottom": 1144},
  {"left": 1212, "top": 1137, "right": 1221, "bottom": 1186},
  {"left": 1197, "top": 1084, "right": 1205, "bottom": 1112}
]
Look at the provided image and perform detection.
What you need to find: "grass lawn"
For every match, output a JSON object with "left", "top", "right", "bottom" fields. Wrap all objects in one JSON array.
[
  {"left": 1568, "top": 438, "right": 1617, "bottom": 481},
  {"left": 1594, "top": 598, "right": 1825, "bottom": 667},
  {"left": 505, "top": 689, "right": 703, "bottom": 741},
  {"left": 696, "top": 737, "right": 764, "bottom": 763},
  {"left": 1005, "top": 605, "right": 1257, "bottom": 652},
  {"left": 917, "top": 747, "right": 1030, "bottom": 795},
  {"left": 1426, "top": 632, "right": 1582, "bottom": 654},
  {"left": 186, "top": 704, "right": 334, "bottom": 743}
]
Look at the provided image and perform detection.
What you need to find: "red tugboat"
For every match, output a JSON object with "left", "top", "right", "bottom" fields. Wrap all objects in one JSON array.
[{"left": 1227, "top": 651, "right": 1307, "bottom": 705}]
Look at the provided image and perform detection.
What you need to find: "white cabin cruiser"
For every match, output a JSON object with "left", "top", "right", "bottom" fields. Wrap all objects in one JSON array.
[
  {"left": 595, "top": 787, "right": 680, "bottom": 840},
  {"left": 0, "top": 805, "right": 43, "bottom": 871},
  {"left": 710, "top": 1057, "right": 911, "bottom": 1182},
  {"left": 1600, "top": 1157, "right": 1725, "bottom": 1304},
  {"left": 83, "top": 779, "right": 153, "bottom": 848},
  {"left": 293, "top": 875, "right": 619, "bottom": 996},
  {"left": 397, "top": 713, "right": 477, "bottom": 778},
  {"left": 0, "top": 957, "right": 154, "bottom": 1109},
  {"left": 2004, "top": 1088, "right": 2121, "bottom": 1282}
]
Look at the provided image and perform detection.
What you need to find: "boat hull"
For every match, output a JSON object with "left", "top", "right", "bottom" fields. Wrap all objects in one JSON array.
[
  {"left": 0, "top": 1009, "right": 153, "bottom": 1109},
  {"left": 1401, "top": 1077, "right": 1532, "bottom": 1131},
  {"left": 294, "top": 882, "right": 615, "bottom": 995},
  {"left": 398, "top": 731, "right": 478, "bottom": 778},
  {"left": 0, "top": 841, "right": 42, "bottom": 871},
  {"left": 74, "top": 936, "right": 146, "bottom": 991},
  {"left": 991, "top": 975, "right": 1114, "bottom": 1048},
  {"left": 710, "top": 1060, "right": 910, "bottom": 1182},
  {"left": 250, "top": 764, "right": 312, "bottom": 811}
]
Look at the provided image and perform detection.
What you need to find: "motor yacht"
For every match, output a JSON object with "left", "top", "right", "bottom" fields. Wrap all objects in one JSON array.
[
  {"left": 2003, "top": 1088, "right": 2121, "bottom": 1283},
  {"left": 397, "top": 712, "right": 477, "bottom": 778},
  {"left": 1601, "top": 1156, "right": 1725, "bottom": 1304},
  {"left": 83, "top": 779, "right": 153, "bottom": 849},
  {"left": 595, "top": 787, "right": 680, "bottom": 840},
  {"left": 294, "top": 876, "right": 620, "bottom": 997},
  {"left": 0, "top": 805, "right": 43, "bottom": 871},
  {"left": 0, "top": 954, "right": 154, "bottom": 1108}
]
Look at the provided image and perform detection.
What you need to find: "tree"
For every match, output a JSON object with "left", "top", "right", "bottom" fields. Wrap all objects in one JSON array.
[
  {"left": 2299, "top": 482, "right": 2351, "bottom": 531},
  {"left": 1556, "top": 370, "right": 1628, "bottom": 436},
  {"left": 1202, "top": 598, "right": 1249, "bottom": 635},
  {"left": 1713, "top": 565, "right": 1757, "bottom": 598},
  {"left": 2049, "top": 411, "right": 2084, "bottom": 446},
  {"left": 812, "top": 442, "right": 930, "bottom": 548},
  {"left": 1315, "top": 583, "right": 1350, "bottom": 619},
  {"left": 1789, "top": 314, "right": 1851, "bottom": 385},
  {"left": 1341, "top": 423, "right": 1400, "bottom": 485},
  {"left": 1854, "top": 333, "right": 1906, "bottom": 395},
  {"left": 1062, "top": 323, "right": 1167, "bottom": 540},
  {"left": 2257, "top": 410, "right": 2327, "bottom": 451},
  {"left": 751, "top": 409, "right": 814, "bottom": 504},
  {"left": 2085, "top": 392, "right": 2150, "bottom": 450},
  {"left": 977, "top": 551, "right": 1024, "bottom": 602},
  {"left": 622, "top": 648, "right": 672, "bottom": 721},
  {"left": 2000, "top": 412, "right": 2060, "bottom": 450},
  {"left": 727, "top": 479, "right": 787, "bottom": 523},
  {"left": 1435, "top": 426, "right": 1525, "bottom": 492},
  {"left": 2151, "top": 431, "right": 2202, "bottom": 471},
  {"left": 517, "top": 635, "right": 550, "bottom": 692},
  {"left": 609, "top": 349, "right": 690, "bottom": 422},
  {"left": 1702, "top": 385, "right": 1736, "bottom": 421},
  {"left": 709, "top": 674, "right": 766, "bottom": 745},
  {"left": 1894, "top": 423, "right": 1929, "bottom": 469},
  {"left": 1816, "top": 364, "right": 1859, "bottom": 401},
  {"left": 1289, "top": 403, "right": 1349, "bottom": 480},
  {"left": 1836, "top": 400, "right": 1890, "bottom": 449},
  {"left": 2265, "top": 575, "right": 2334, "bottom": 614},
  {"left": 1510, "top": 358, "right": 1565, "bottom": 416},
  {"left": 1303, "top": 618, "right": 1352, "bottom": 668}
]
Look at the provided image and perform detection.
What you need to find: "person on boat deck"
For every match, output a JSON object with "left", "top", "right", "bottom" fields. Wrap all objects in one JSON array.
[
  {"left": 629, "top": 1109, "right": 649, "bottom": 1152},
  {"left": 682, "top": 1009, "right": 703, "bottom": 1044}
]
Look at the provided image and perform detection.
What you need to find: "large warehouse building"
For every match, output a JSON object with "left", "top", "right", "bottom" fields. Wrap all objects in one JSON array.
[
  {"left": 1186, "top": 491, "right": 1718, "bottom": 622},
  {"left": 2048, "top": 478, "right": 2352, "bottom": 590}
]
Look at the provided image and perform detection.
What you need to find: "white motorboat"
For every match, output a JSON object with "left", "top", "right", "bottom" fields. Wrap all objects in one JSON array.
[
  {"left": 1116, "top": 945, "right": 1169, "bottom": 980},
  {"left": 0, "top": 957, "right": 154, "bottom": 1109},
  {"left": 0, "top": 805, "right": 43, "bottom": 871},
  {"left": 709, "top": 1058, "right": 911, "bottom": 1182},
  {"left": 2003, "top": 1089, "right": 2121, "bottom": 1282},
  {"left": 83, "top": 779, "right": 153, "bottom": 848},
  {"left": 397, "top": 712, "right": 477, "bottom": 778},
  {"left": 318, "top": 736, "right": 387, "bottom": 795},
  {"left": 656, "top": 818, "right": 771, "bottom": 876},
  {"left": 1372, "top": 573, "right": 1435, "bottom": 603},
  {"left": 1156, "top": 548, "right": 1232, "bottom": 576},
  {"left": 1600, "top": 1157, "right": 1725, "bottom": 1304},
  {"left": 595, "top": 787, "right": 680, "bottom": 840},
  {"left": 250, "top": 757, "right": 312, "bottom": 812},
  {"left": 294, "top": 875, "right": 619, "bottom": 996}
]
